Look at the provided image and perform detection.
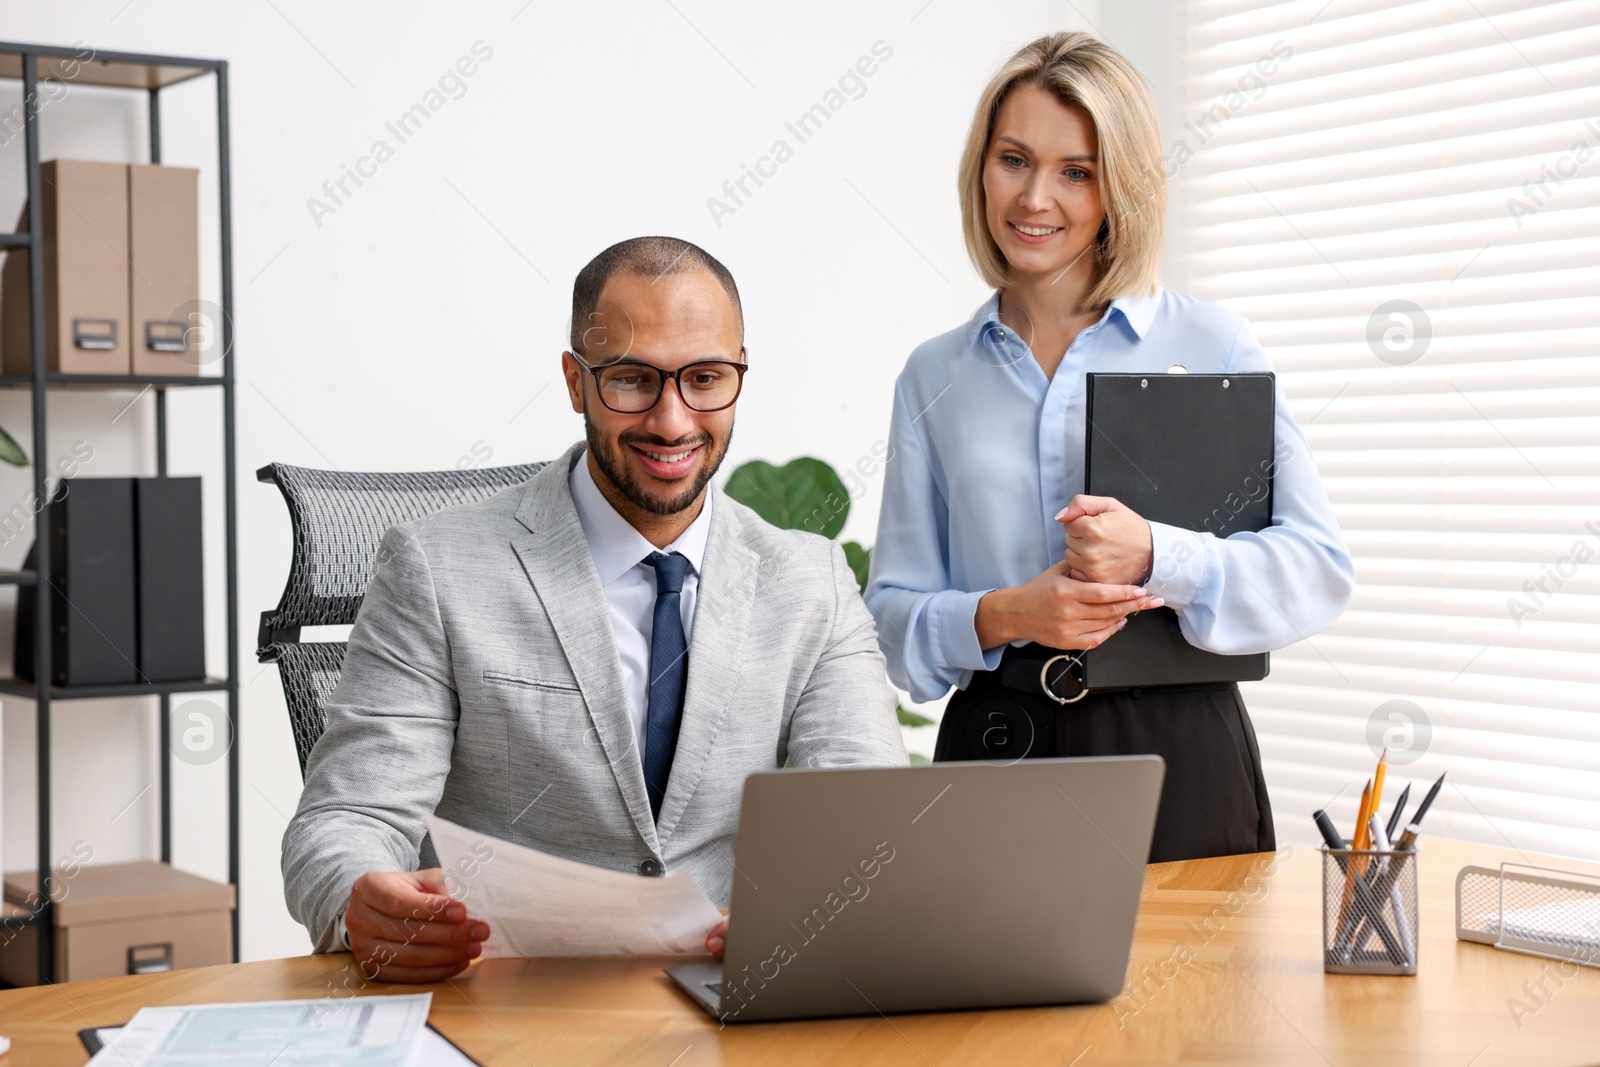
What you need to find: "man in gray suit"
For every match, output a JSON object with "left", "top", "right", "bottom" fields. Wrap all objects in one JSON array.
[{"left": 282, "top": 236, "right": 907, "bottom": 982}]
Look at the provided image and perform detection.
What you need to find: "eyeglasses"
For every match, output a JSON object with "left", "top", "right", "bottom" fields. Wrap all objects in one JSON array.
[{"left": 569, "top": 351, "right": 748, "bottom": 414}]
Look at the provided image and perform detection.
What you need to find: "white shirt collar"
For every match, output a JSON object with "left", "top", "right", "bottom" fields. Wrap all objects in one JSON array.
[{"left": 569, "top": 450, "right": 713, "bottom": 587}]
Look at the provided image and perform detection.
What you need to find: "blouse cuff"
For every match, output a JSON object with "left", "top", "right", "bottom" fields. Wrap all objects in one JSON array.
[
  {"left": 1145, "top": 522, "right": 1211, "bottom": 609},
  {"left": 930, "top": 589, "right": 1002, "bottom": 673}
]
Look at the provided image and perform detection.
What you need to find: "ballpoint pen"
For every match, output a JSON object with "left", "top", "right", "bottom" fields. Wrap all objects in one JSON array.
[
  {"left": 1366, "top": 813, "right": 1414, "bottom": 966},
  {"left": 1359, "top": 820, "right": 1423, "bottom": 957},
  {"left": 1313, "top": 809, "right": 1345, "bottom": 858},
  {"left": 1370, "top": 822, "right": 1422, "bottom": 896}
]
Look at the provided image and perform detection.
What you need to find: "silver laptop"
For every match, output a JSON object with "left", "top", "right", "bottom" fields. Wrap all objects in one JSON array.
[{"left": 667, "top": 755, "right": 1164, "bottom": 1023}]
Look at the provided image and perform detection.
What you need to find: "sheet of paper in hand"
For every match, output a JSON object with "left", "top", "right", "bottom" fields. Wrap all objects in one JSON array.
[{"left": 426, "top": 815, "right": 723, "bottom": 957}]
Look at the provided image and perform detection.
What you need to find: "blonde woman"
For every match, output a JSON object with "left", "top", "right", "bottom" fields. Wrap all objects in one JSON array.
[{"left": 865, "top": 33, "right": 1354, "bottom": 862}]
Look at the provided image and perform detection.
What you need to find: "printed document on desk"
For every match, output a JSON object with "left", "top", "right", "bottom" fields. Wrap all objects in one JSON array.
[
  {"left": 427, "top": 814, "right": 723, "bottom": 956},
  {"left": 85, "top": 993, "right": 431, "bottom": 1066}
]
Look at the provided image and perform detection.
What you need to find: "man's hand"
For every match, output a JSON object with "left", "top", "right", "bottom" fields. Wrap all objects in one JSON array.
[
  {"left": 707, "top": 917, "right": 727, "bottom": 961},
  {"left": 345, "top": 869, "right": 491, "bottom": 983},
  {"left": 975, "top": 561, "right": 1162, "bottom": 651},
  {"left": 1056, "top": 494, "right": 1154, "bottom": 586}
]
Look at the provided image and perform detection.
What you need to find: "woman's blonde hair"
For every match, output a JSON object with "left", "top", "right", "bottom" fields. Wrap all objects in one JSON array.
[{"left": 958, "top": 32, "right": 1165, "bottom": 309}]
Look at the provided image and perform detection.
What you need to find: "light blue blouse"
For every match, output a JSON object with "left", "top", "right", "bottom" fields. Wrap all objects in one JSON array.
[{"left": 864, "top": 288, "right": 1356, "bottom": 705}]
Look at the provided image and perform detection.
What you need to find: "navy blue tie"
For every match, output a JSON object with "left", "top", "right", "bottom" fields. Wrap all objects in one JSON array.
[{"left": 642, "top": 552, "right": 690, "bottom": 821}]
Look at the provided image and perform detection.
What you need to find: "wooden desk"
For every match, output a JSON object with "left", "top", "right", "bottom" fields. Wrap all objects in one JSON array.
[{"left": 0, "top": 839, "right": 1594, "bottom": 1066}]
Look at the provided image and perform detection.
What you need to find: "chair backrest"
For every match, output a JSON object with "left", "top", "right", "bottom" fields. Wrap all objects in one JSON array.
[
  {"left": 274, "top": 640, "right": 350, "bottom": 775},
  {"left": 258, "top": 460, "right": 548, "bottom": 776}
]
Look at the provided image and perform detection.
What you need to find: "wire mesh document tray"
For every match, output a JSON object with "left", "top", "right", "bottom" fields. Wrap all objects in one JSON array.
[{"left": 1456, "top": 863, "right": 1600, "bottom": 968}]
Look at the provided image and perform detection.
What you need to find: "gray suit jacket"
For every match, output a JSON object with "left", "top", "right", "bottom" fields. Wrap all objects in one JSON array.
[{"left": 282, "top": 443, "right": 907, "bottom": 951}]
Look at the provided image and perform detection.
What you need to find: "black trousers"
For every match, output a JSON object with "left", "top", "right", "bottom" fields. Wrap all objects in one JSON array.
[{"left": 934, "top": 653, "right": 1276, "bottom": 864}]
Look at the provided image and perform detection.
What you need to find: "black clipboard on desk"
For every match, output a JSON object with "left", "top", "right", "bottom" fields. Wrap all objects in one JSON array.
[
  {"left": 79, "top": 1021, "right": 482, "bottom": 1064},
  {"left": 1078, "top": 371, "right": 1274, "bottom": 692}
]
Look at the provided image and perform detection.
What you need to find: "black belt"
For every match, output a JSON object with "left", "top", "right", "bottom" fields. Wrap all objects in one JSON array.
[
  {"left": 985, "top": 645, "right": 1239, "bottom": 705},
  {"left": 985, "top": 646, "right": 1100, "bottom": 703},
  {"left": 995, "top": 646, "right": 1090, "bottom": 704}
]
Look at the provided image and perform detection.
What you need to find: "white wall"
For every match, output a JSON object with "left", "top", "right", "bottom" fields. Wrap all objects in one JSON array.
[
  {"left": 1095, "top": 0, "right": 1183, "bottom": 284},
  {"left": 0, "top": 0, "right": 1103, "bottom": 960}
]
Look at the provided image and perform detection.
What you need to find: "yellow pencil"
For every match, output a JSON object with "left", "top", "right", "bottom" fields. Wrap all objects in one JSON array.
[
  {"left": 1339, "top": 778, "right": 1375, "bottom": 929},
  {"left": 1351, "top": 778, "right": 1374, "bottom": 852}
]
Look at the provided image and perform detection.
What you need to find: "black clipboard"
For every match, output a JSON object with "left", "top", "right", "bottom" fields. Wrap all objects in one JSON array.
[
  {"left": 1080, "top": 371, "right": 1274, "bottom": 691},
  {"left": 79, "top": 1020, "right": 483, "bottom": 1064}
]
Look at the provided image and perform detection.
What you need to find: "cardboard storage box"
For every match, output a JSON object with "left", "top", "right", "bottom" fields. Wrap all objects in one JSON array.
[
  {"left": 1, "top": 159, "right": 132, "bottom": 375},
  {"left": 0, "top": 861, "right": 234, "bottom": 985},
  {"left": 128, "top": 163, "right": 200, "bottom": 376}
]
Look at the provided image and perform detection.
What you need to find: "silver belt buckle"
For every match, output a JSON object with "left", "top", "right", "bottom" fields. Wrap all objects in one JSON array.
[{"left": 1040, "top": 653, "right": 1088, "bottom": 705}]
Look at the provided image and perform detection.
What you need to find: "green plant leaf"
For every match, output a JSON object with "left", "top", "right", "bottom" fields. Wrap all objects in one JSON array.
[
  {"left": 725, "top": 457, "right": 850, "bottom": 539},
  {"left": 841, "top": 540, "right": 871, "bottom": 595},
  {"left": 896, "top": 704, "right": 935, "bottom": 727},
  {"left": 0, "top": 425, "right": 27, "bottom": 467}
]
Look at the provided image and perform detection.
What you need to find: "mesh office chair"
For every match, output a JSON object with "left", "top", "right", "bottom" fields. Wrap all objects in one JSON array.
[{"left": 257, "top": 461, "right": 548, "bottom": 778}]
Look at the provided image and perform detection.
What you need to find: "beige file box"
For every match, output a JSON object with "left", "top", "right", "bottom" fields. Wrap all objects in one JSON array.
[
  {"left": 128, "top": 163, "right": 201, "bottom": 375},
  {"left": 0, "top": 861, "right": 234, "bottom": 985},
  {"left": 1, "top": 159, "right": 132, "bottom": 375}
]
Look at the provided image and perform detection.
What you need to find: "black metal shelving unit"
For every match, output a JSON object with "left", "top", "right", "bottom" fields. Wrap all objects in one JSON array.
[{"left": 0, "top": 41, "right": 238, "bottom": 983}]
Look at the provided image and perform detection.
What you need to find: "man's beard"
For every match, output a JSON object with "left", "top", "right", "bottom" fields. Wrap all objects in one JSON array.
[{"left": 585, "top": 416, "right": 733, "bottom": 517}]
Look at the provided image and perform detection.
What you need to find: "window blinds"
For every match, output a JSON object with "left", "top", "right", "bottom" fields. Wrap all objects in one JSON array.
[{"left": 1172, "top": 0, "right": 1600, "bottom": 860}]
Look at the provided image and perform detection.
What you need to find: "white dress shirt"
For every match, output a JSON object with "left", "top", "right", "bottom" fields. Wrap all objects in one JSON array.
[{"left": 567, "top": 451, "right": 712, "bottom": 759}]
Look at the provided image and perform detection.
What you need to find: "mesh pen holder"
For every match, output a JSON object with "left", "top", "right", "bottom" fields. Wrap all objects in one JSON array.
[{"left": 1321, "top": 846, "right": 1419, "bottom": 975}]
